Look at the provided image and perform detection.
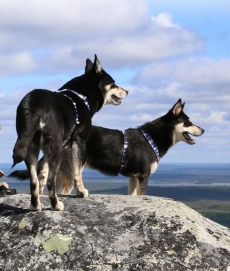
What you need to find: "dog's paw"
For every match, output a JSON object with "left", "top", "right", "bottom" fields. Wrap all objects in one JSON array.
[
  {"left": 76, "top": 188, "right": 89, "bottom": 198},
  {"left": 30, "top": 201, "right": 42, "bottom": 211},
  {"left": 52, "top": 200, "right": 64, "bottom": 211}
]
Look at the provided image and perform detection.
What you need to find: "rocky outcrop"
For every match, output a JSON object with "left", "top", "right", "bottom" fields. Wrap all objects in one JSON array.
[
  {"left": 0, "top": 194, "right": 230, "bottom": 271},
  {"left": 0, "top": 170, "right": 5, "bottom": 178},
  {"left": 0, "top": 180, "right": 17, "bottom": 197}
]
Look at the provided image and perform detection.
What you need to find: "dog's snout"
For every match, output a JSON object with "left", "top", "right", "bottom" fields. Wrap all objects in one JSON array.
[
  {"left": 125, "top": 90, "right": 129, "bottom": 95},
  {"left": 201, "top": 128, "right": 205, "bottom": 134}
]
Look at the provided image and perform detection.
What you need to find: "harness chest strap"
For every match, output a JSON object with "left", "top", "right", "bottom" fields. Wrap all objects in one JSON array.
[
  {"left": 59, "top": 89, "right": 90, "bottom": 146},
  {"left": 59, "top": 89, "right": 90, "bottom": 124},
  {"left": 119, "top": 128, "right": 160, "bottom": 172},
  {"left": 138, "top": 128, "right": 160, "bottom": 162},
  {"left": 120, "top": 130, "right": 129, "bottom": 171}
]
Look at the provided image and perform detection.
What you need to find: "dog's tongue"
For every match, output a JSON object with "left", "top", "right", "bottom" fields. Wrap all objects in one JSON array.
[
  {"left": 184, "top": 132, "right": 195, "bottom": 143},
  {"left": 112, "top": 94, "right": 122, "bottom": 103}
]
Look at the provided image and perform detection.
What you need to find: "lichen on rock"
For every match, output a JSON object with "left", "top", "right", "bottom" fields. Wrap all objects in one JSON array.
[
  {"left": 43, "top": 234, "right": 72, "bottom": 255},
  {"left": 0, "top": 194, "right": 230, "bottom": 270}
]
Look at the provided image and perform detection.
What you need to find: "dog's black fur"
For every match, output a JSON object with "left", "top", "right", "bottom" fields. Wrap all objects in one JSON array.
[
  {"left": 11, "top": 99, "right": 204, "bottom": 196},
  {"left": 12, "top": 55, "right": 127, "bottom": 211}
]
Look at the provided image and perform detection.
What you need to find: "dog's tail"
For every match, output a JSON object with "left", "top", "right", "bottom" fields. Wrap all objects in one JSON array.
[
  {"left": 9, "top": 170, "right": 29, "bottom": 180},
  {"left": 12, "top": 107, "right": 40, "bottom": 168}
]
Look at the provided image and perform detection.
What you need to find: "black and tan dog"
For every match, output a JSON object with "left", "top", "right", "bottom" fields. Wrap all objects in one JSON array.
[
  {"left": 12, "top": 55, "right": 128, "bottom": 211},
  {"left": 11, "top": 99, "right": 204, "bottom": 196}
]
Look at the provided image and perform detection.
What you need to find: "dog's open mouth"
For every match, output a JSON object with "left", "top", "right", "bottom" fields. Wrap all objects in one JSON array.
[
  {"left": 183, "top": 132, "right": 196, "bottom": 144},
  {"left": 111, "top": 94, "right": 122, "bottom": 104}
]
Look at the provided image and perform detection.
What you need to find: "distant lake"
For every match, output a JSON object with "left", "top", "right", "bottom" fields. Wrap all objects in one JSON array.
[{"left": 1, "top": 162, "right": 230, "bottom": 194}]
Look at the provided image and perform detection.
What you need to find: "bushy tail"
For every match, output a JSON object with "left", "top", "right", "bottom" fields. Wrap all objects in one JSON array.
[
  {"left": 10, "top": 155, "right": 46, "bottom": 180},
  {"left": 9, "top": 170, "right": 30, "bottom": 180},
  {"left": 12, "top": 107, "right": 40, "bottom": 168}
]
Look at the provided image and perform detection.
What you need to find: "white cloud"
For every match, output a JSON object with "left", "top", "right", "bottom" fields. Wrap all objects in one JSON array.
[
  {"left": 0, "top": 52, "right": 36, "bottom": 76},
  {"left": 0, "top": 0, "right": 203, "bottom": 75},
  {"left": 137, "top": 57, "right": 230, "bottom": 85}
]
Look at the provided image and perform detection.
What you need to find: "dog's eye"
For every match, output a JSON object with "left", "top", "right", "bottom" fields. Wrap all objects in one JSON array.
[
  {"left": 183, "top": 120, "right": 193, "bottom": 127},
  {"left": 110, "top": 83, "right": 116, "bottom": 89}
]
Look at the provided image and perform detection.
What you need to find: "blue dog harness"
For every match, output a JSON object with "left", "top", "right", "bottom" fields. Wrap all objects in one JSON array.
[
  {"left": 138, "top": 128, "right": 160, "bottom": 162},
  {"left": 59, "top": 89, "right": 90, "bottom": 146},
  {"left": 59, "top": 89, "right": 90, "bottom": 124},
  {"left": 120, "top": 130, "right": 129, "bottom": 172},
  {"left": 120, "top": 128, "right": 160, "bottom": 172}
]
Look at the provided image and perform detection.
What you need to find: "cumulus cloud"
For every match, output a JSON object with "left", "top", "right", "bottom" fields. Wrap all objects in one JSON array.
[
  {"left": 0, "top": 0, "right": 203, "bottom": 75},
  {"left": 137, "top": 57, "right": 230, "bottom": 85},
  {"left": 0, "top": 1, "right": 230, "bottom": 163}
]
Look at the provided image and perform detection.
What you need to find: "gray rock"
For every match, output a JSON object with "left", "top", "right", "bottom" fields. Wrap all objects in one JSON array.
[{"left": 0, "top": 194, "right": 230, "bottom": 271}]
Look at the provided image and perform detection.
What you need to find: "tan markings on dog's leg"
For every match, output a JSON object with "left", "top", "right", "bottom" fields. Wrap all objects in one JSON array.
[
  {"left": 74, "top": 165, "right": 88, "bottom": 197},
  {"left": 129, "top": 176, "right": 140, "bottom": 196},
  {"left": 72, "top": 142, "right": 88, "bottom": 197},
  {"left": 59, "top": 176, "right": 74, "bottom": 195},
  {"left": 38, "top": 161, "right": 49, "bottom": 194},
  {"left": 47, "top": 183, "right": 64, "bottom": 211},
  {"left": 150, "top": 162, "right": 158, "bottom": 175},
  {"left": 29, "top": 162, "right": 42, "bottom": 211}
]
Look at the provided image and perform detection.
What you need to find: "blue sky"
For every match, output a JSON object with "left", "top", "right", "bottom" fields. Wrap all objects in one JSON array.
[{"left": 0, "top": 0, "right": 230, "bottom": 163}]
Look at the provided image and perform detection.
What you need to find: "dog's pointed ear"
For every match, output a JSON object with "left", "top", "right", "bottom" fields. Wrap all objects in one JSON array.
[
  {"left": 85, "top": 59, "right": 93, "bottom": 74},
  {"left": 172, "top": 99, "right": 183, "bottom": 116},
  {"left": 94, "top": 54, "right": 102, "bottom": 73}
]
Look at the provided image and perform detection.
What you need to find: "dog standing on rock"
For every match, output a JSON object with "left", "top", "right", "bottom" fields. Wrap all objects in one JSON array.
[
  {"left": 11, "top": 99, "right": 204, "bottom": 196},
  {"left": 12, "top": 55, "right": 128, "bottom": 211}
]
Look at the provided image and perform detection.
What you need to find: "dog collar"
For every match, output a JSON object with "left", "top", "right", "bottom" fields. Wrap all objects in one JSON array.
[{"left": 138, "top": 128, "right": 160, "bottom": 162}]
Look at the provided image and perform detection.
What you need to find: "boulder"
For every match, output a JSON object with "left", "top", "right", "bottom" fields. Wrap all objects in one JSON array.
[
  {"left": 0, "top": 170, "right": 4, "bottom": 178},
  {"left": 0, "top": 181, "right": 17, "bottom": 197},
  {"left": 0, "top": 194, "right": 230, "bottom": 271}
]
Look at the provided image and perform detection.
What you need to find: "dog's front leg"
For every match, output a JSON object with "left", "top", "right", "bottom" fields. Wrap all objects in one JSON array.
[
  {"left": 129, "top": 175, "right": 149, "bottom": 196},
  {"left": 72, "top": 141, "right": 88, "bottom": 198}
]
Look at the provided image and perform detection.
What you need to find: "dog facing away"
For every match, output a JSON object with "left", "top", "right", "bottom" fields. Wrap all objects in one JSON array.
[
  {"left": 12, "top": 54, "right": 128, "bottom": 211},
  {"left": 11, "top": 99, "right": 204, "bottom": 196}
]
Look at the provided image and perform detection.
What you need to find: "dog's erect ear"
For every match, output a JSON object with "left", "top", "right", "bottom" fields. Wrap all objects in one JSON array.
[
  {"left": 85, "top": 59, "right": 93, "bottom": 74},
  {"left": 172, "top": 99, "right": 184, "bottom": 116},
  {"left": 93, "top": 54, "right": 102, "bottom": 73}
]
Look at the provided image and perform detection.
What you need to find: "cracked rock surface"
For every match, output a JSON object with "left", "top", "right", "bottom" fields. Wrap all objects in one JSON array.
[{"left": 1, "top": 194, "right": 230, "bottom": 271}]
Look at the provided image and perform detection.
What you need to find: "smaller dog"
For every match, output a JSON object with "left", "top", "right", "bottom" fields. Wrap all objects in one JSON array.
[{"left": 11, "top": 99, "right": 204, "bottom": 195}]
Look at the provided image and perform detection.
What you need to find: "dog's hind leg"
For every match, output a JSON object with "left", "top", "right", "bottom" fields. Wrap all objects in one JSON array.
[
  {"left": 25, "top": 142, "right": 42, "bottom": 211},
  {"left": 72, "top": 141, "right": 88, "bottom": 198},
  {"left": 45, "top": 156, "right": 64, "bottom": 210},
  {"left": 42, "top": 132, "right": 64, "bottom": 210},
  {"left": 38, "top": 160, "right": 49, "bottom": 194},
  {"left": 129, "top": 175, "right": 149, "bottom": 196}
]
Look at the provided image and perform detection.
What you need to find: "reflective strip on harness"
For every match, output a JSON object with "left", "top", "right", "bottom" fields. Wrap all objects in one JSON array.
[
  {"left": 119, "top": 128, "right": 160, "bottom": 172},
  {"left": 138, "top": 128, "right": 160, "bottom": 162},
  {"left": 120, "top": 130, "right": 129, "bottom": 172},
  {"left": 59, "top": 89, "right": 90, "bottom": 124},
  {"left": 59, "top": 89, "right": 91, "bottom": 147}
]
